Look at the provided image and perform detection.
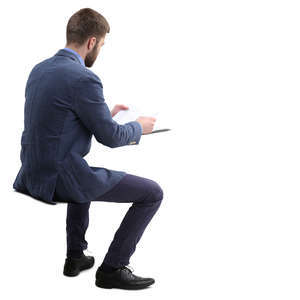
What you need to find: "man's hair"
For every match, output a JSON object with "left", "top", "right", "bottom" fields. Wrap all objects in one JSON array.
[{"left": 66, "top": 8, "right": 110, "bottom": 46}]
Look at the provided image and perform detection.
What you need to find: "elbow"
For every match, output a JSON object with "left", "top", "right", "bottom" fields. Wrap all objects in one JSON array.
[
  {"left": 107, "top": 140, "right": 120, "bottom": 148},
  {"left": 94, "top": 134, "right": 120, "bottom": 148}
]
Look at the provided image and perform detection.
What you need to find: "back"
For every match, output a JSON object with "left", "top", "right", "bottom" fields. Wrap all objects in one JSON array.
[
  {"left": 14, "top": 51, "right": 88, "bottom": 203},
  {"left": 13, "top": 48, "right": 142, "bottom": 205}
]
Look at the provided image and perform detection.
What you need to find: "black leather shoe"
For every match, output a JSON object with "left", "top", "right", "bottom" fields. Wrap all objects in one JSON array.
[
  {"left": 95, "top": 265, "right": 155, "bottom": 290},
  {"left": 63, "top": 254, "right": 95, "bottom": 277}
]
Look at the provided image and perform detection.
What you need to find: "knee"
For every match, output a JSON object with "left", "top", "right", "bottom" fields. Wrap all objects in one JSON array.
[{"left": 149, "top": 180, "right": 164, "bottom": 202}]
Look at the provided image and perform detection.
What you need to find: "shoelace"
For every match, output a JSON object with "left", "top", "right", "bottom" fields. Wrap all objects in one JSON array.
[
  {"left": 84, "top": 248, "right": 93, "bottom": 255},
  {"left": 121, "top": 265, "right": 134, "bottom": 273}
]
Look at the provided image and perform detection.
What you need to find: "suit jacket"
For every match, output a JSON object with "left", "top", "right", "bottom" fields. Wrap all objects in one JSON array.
[{"left": 13, "top": 48, "right": 142, "bottom": 205}]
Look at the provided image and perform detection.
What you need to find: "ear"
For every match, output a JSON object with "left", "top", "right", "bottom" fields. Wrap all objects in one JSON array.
[{"left": 87, "top": 37, "right": 97, "bottom": 50}]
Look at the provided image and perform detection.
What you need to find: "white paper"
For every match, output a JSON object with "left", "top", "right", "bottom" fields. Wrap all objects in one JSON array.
[{"left": 112, "top": 104, "right": 170, "bottom": 133}]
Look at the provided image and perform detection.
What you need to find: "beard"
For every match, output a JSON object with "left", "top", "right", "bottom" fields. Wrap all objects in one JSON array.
[{"left": 85, "top": 45, "right": 98, "bottom": 67}]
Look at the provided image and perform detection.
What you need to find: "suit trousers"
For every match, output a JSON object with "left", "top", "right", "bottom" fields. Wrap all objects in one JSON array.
[{"left": 55, "top": 173, "right": 164, "bottom": 268}]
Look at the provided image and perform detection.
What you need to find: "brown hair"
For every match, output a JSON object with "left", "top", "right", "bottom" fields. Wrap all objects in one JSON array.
[{"left": 66, "top": 8, "right": 110, "bottom": 46}]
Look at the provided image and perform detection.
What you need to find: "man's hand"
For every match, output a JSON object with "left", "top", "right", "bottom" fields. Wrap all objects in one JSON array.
[
  {"left": 110, "top": 104, "right": 129, "bottom": 117},
  {"left": 136, "top": 116, "right": 157, "bottom": 134}
]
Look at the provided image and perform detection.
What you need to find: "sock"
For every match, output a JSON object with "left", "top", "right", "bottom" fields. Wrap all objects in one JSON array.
[{"left": 99, "top": 262, "right": 120, "bottom": 273}]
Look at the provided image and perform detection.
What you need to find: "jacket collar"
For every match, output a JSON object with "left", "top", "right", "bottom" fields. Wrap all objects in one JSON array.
[{"left": 54, "top": 48, "right": 82, "bottom": 65}]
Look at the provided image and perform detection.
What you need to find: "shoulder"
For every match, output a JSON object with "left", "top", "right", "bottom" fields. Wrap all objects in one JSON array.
[
  {"left": 27, "top": 57, "right": 52, "bottom": 77},
  {"left": 77, "top": 68, "right": 103, "bottom": 88},
  {"left": 74, "top": 69, "right": 105, "bottom": 100}
]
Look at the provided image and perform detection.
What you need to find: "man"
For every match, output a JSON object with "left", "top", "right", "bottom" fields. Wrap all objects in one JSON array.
[{"left": 13, "top": 8, "right": 164, "bottom": 290}]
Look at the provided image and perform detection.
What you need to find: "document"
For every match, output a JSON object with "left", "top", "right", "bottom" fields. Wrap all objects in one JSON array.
[{"left": 112, "top": 105, "right": 171, "bottom": 134}]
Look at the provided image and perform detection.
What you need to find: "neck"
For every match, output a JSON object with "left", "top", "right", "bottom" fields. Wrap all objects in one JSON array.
[{"left": 65, "top": 44, "right": 85, "bottom": 60}]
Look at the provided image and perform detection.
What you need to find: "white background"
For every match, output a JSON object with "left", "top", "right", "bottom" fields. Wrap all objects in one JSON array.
[{"left": 1, "top": 0, "right": 300, "bottom": 299}]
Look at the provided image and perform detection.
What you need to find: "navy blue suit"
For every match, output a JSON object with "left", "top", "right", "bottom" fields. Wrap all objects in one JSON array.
[
  {"left": 13, "top": 48, "right": 164, "bottom": 267},
  {"left": 13, "top": 48, "right": 142, "bottom": 205}
]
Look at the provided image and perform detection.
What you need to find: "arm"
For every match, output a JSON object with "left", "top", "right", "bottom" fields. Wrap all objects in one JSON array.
[{"left": 73, "top": 73, "right": 142, "bottom": 148}]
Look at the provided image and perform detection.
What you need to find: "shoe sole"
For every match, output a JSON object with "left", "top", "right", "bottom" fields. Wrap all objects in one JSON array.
[{"left": 95, "top": 279, "right": 155, "bottom": 290}]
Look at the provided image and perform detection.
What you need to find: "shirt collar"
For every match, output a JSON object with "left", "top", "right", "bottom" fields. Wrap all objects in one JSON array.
[{"left": 63, "top": 47, "right": 85, "bottom": 67}]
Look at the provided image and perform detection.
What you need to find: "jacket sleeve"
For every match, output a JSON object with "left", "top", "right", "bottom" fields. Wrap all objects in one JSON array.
[{"left": 73, "top": 73, "right": 142, "bottom": 148}]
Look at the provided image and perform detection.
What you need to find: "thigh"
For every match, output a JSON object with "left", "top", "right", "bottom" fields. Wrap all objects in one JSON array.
[{"left": 93, "top": 173, "right": 161, "bottom": 204}]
